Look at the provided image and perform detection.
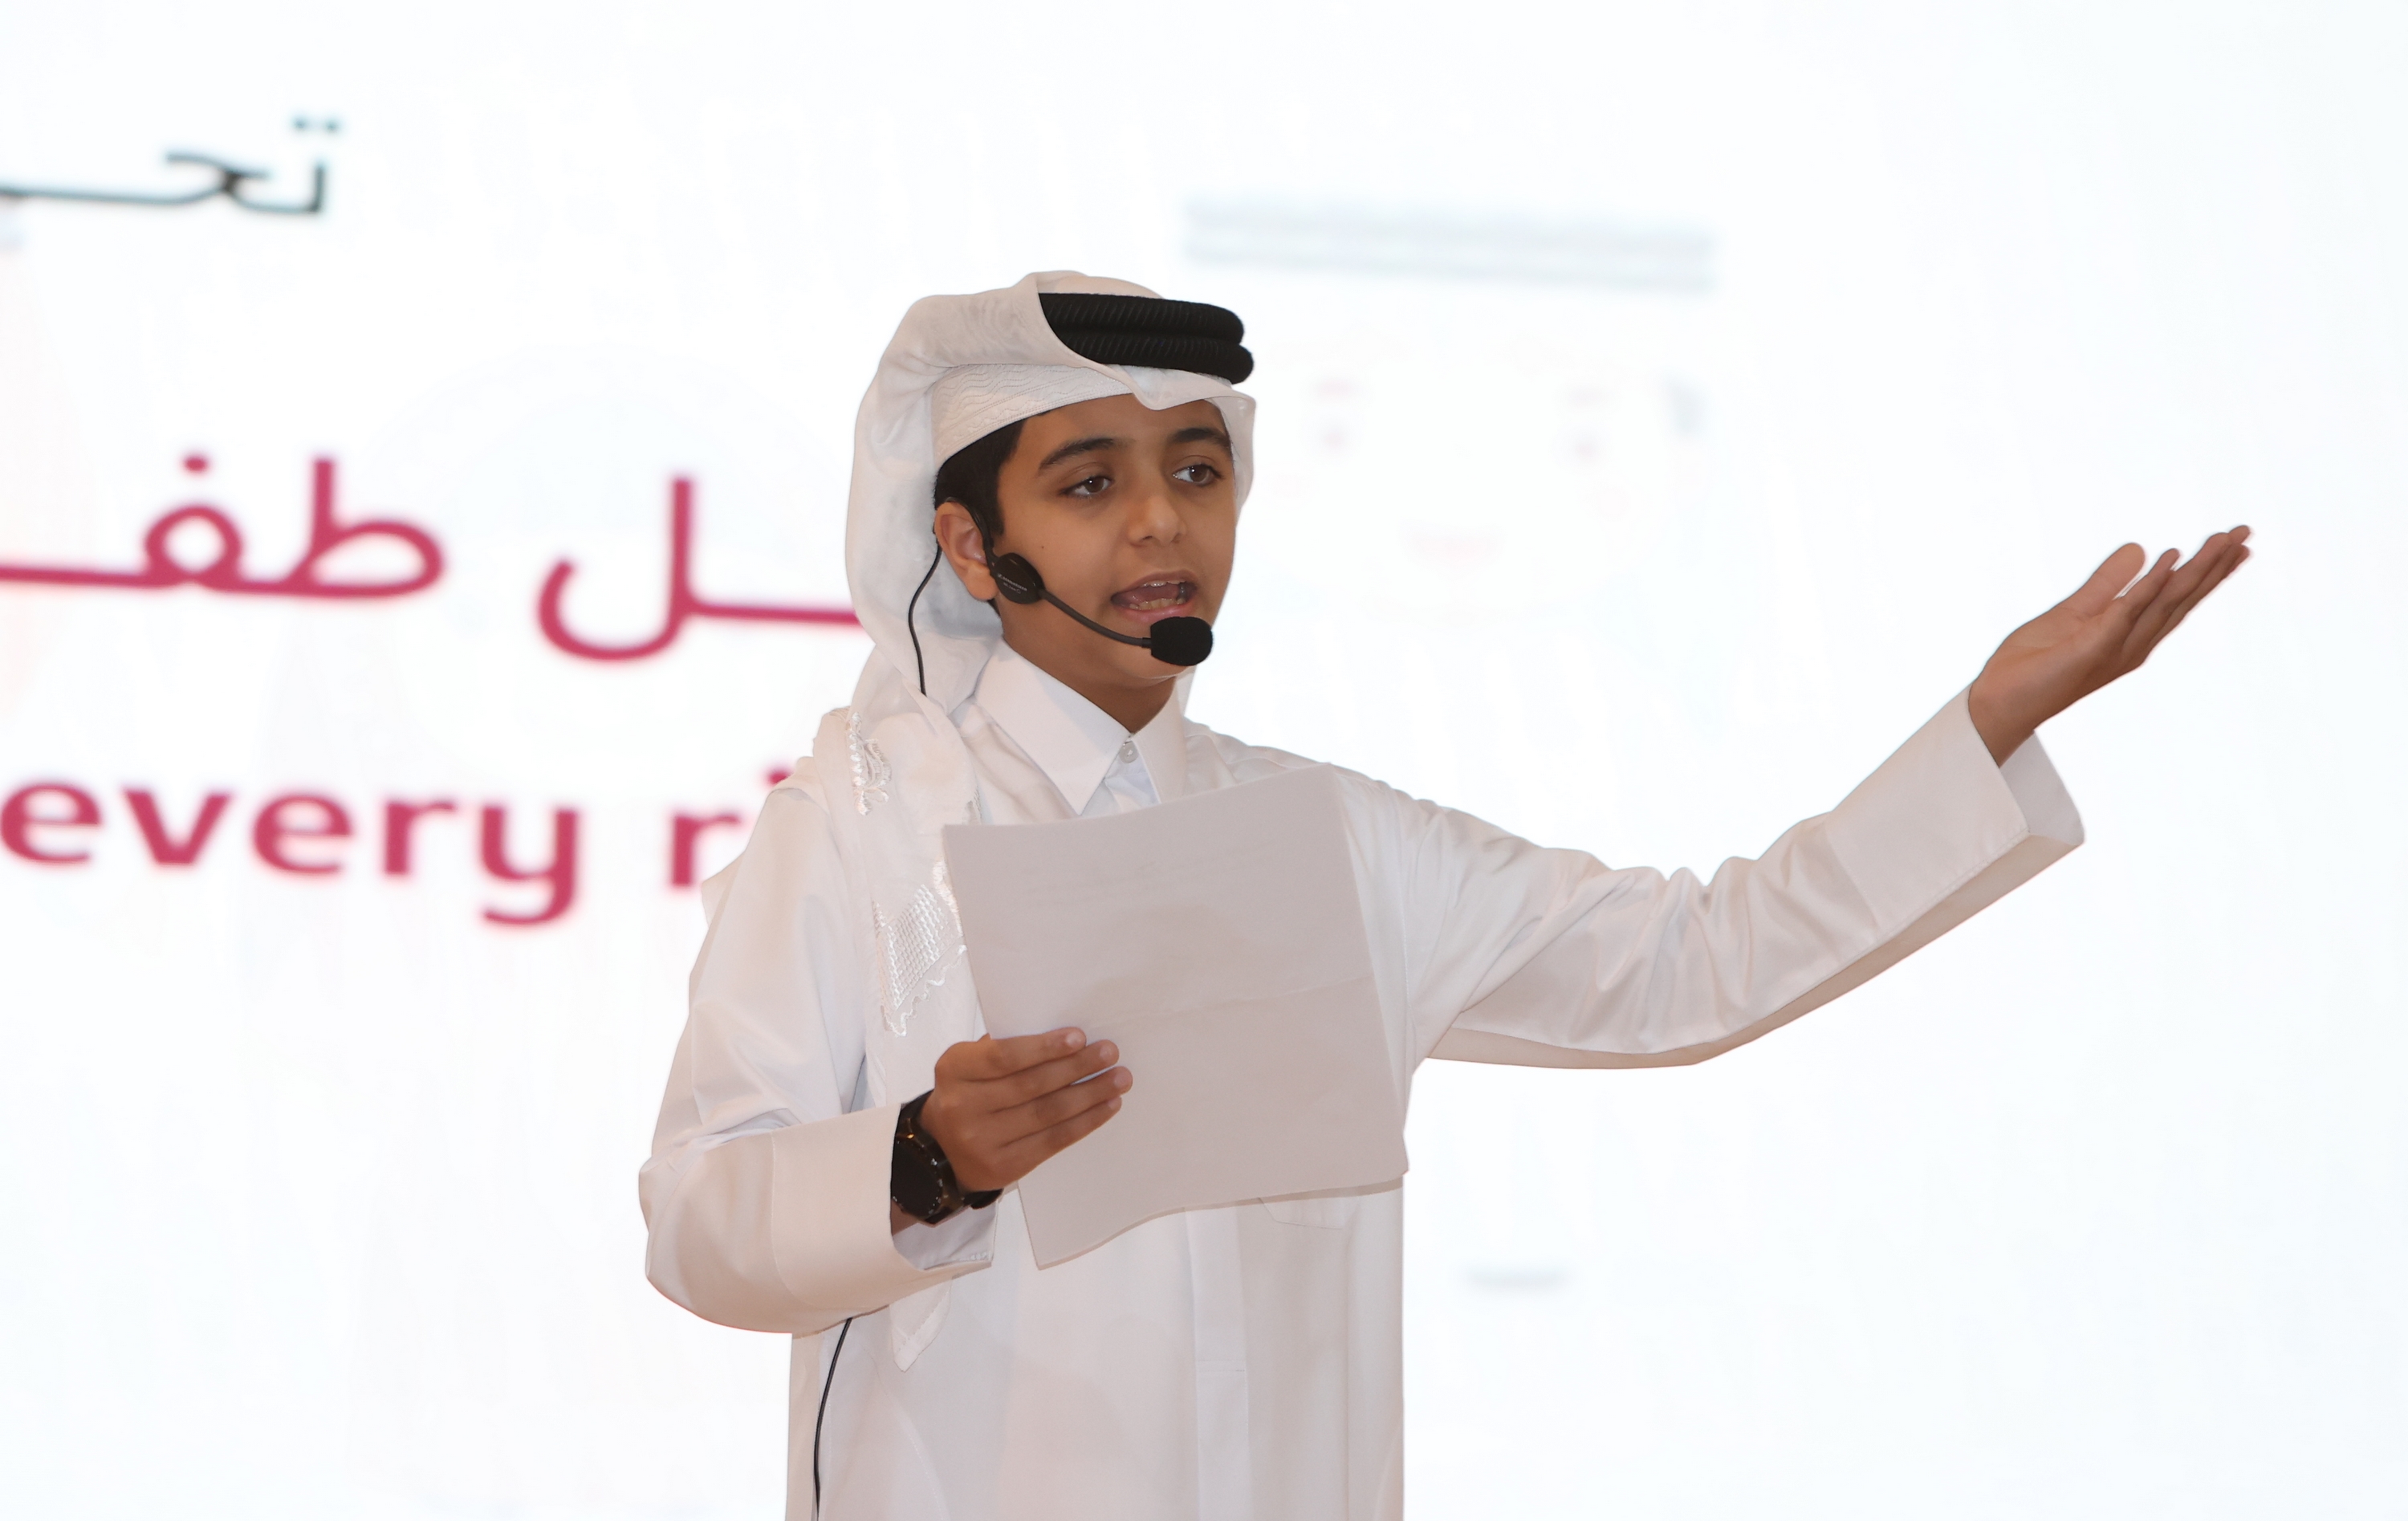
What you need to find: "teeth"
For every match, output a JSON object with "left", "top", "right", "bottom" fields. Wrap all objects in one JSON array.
[{"left": 1111, "top": 578, "right": 1194, "bottom": 620}]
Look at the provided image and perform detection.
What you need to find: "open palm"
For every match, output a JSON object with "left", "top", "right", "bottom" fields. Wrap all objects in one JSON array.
[{"left": 1967, "top": 527, "right": 2252, "bottom": 763}]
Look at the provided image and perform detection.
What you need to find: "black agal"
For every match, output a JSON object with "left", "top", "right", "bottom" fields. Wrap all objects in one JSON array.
[{"left": 1039, "top": 292, "right": 1255, "bottom": 384}]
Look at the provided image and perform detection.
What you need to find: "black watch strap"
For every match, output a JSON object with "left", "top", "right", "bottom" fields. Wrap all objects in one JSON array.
[{"left": 891, "top": 1091, "right": 1002, "bottom": 1226}]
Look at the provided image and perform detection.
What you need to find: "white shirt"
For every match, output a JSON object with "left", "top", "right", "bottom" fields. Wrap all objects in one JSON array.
[
  {"left": 958, "top": 641, "right": 1182, "bottom": 819},
  {"left": 639, "top": 656, "right": 2084, "bottom": 1521}
]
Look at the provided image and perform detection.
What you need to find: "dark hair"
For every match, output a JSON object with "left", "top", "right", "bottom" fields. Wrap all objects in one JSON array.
[{"left": 932, "top": 417, "right": 1025, "bottom": 550}]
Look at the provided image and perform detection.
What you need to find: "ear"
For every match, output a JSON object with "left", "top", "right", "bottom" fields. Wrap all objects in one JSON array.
[{"left": 933, "top": 502, "right": 997, "bottom": 601}]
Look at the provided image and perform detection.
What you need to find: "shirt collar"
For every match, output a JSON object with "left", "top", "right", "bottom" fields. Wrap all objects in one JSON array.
[{"left": 966, "top": 643, "right": 1188, "bottom": 813}]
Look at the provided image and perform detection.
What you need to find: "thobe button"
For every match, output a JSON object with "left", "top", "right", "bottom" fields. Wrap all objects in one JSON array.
[{"left": 1118, "top": 739, "right": 1137, "bottom": 764}]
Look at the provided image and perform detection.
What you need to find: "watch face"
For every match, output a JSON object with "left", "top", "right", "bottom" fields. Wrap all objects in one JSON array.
[{"left": 892, "top": 1121, "right": 958, "bottom": 1224}]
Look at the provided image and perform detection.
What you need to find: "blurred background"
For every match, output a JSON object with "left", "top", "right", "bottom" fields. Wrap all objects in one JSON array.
[{"left": 2, "top": 2, "right": 2402, "bottom": 1516}]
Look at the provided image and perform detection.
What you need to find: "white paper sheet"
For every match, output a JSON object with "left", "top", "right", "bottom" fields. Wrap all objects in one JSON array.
[{"left": 943, "top": 764, "right": 1408, "bottom": 1265}]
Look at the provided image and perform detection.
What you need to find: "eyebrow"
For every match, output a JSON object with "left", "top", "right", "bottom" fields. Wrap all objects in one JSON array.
[
  {"left": 1036, "top": 436, "right": 1120, "bottom": 472},
  {"left": 1035, "top": 425, "right": 1233, "bottom": 474}
]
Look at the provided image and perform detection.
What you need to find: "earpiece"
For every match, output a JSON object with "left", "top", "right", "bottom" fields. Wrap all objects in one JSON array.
[{"left": 987, "top": 551, "right": 1047, "bottom": 605}]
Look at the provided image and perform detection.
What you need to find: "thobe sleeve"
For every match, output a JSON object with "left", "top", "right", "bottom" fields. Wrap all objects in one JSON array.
[
  {"left": 1404, "top": 690, "right": 2085, "bottom": 1068},
  {"left": 637, "top": 771, "right": 994, "bottom": 1336}
]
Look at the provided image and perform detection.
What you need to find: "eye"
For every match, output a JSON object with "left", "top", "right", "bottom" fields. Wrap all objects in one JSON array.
[
  {"left": 1064, "top": 474, "right": 1111, "bottom": 498},
  {"left": 1173, "top": 462, "right": 1221, "bottom": 486}
]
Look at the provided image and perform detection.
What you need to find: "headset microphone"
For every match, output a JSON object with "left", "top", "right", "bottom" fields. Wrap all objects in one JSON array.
[{"left": 987, "top": 551, "right": 1214, "bottom": 667}]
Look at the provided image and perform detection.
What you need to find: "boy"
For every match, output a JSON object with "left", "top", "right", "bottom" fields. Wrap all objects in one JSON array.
[{"left": 639, "top": 272, "right": 2247, "bottom": 1519}]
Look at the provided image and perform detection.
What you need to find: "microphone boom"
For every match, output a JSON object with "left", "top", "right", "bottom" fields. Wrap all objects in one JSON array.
[{"left": 986, "top": 551, "right": 1214, "bottom": 667}]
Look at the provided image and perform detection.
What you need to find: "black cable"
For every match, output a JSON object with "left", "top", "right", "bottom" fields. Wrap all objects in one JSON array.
[
  {"left": 811, "top": 1315, "right": 854, "bottom": 1516},
  {"left": 905, "top": 543, "right": 942, "bottom": 696},
  {"left": 1035, "top": 583, "right": 1150, "bottom": 648}
]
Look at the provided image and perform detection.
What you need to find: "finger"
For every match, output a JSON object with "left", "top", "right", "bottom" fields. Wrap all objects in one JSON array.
[
  {"left": 982, "top": 1039, "right": 1121, "bottom": 1108},
  {"left": 2119, "top": 541, "right": 2214, "bottom": 644},
  {"left": 954, "top": 1028, "right": 1089, "bottom": 1080},
  {"left": 2064, "top": 543, "right": 2149, "bottom": 618},
  {"left": 2150, "top": 550, "right": 2245, "bottom": 647},
  {"left": 2062, "top": 555, "right": 2168, "bottom": 677},
  {"left": 2164, "top": 531, "right": 2247, "bottom": 613},
  {"left": 1000, "top": 1090, "right": 1125, "bottom": 1170},
  {"left": 2130, "top": 537, "right": 2250, "bottom": 658},
  {"left": 2146, "top": 525, "right": 2247, "bottom": 610},
  {"left": 2159, "top": 528, "right": 2243, "bottom": 603},
  {"left": 932, "top": 1059, "right": 1125, "bottom": 1185},
  {"left": 2104, "top": 547, "right": 2180, "bottom": 638},
  {"left": 2125, "top": 531, "right": 2243, "bottom": 651},
  {"left": 1001, "top": 1064, "right": 1131, "bottom": 1134}
]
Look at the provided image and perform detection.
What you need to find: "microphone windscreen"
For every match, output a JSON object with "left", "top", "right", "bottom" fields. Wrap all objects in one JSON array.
[{"left": 1146, "top": 616, "right": 1214, "bottom": 667}]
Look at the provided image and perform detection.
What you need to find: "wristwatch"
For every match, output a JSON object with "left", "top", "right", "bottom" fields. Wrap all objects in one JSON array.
[{"left": 891, "top": 1091, "right": 1003, "bottom": 1226}]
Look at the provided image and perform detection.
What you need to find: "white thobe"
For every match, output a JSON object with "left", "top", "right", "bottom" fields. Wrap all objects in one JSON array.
[{"left": 640, "top": 647, "right": 2084, "bottom": 1520}]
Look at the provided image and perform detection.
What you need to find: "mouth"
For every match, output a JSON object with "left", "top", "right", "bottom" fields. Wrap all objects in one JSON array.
[{"left": 1108, "top": 576, "right": 1200, "bottom": 625}]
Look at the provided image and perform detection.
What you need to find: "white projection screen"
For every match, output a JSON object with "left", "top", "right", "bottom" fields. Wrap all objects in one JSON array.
[{"left": 2, "top": 4, "right": 2402, "bottom": 1517}]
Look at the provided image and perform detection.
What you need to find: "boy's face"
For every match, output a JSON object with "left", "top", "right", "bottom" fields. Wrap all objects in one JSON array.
[{"left": 935, "top": 392, "right": 1238, "bottom": 725}]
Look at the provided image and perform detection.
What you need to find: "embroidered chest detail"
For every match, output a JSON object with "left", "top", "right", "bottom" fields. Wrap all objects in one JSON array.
[
  {"left": 846, "top": 709, "right": 891, "bottom": 815},
  {"left": 873, "top": 860, "right": 963, "bottom": 1037}
]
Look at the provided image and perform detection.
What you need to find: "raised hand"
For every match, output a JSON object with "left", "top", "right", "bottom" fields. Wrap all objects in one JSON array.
[
  {"left": 1967, "top": 527, "right": 2251, "bottom": 764},
  {"left": 911, "top": 1029, "right": 1129, "bottom": 1209}
]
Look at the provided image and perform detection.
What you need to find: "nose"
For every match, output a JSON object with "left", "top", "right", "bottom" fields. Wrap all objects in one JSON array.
[{"left": 1124, "top": 476, "right": 1185, "bottom": 544}]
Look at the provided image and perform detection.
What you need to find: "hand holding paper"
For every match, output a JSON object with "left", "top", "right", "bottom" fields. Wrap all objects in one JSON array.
[{"left": 917, "top": 1027, "right": 1130, "bottom": 1194}]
